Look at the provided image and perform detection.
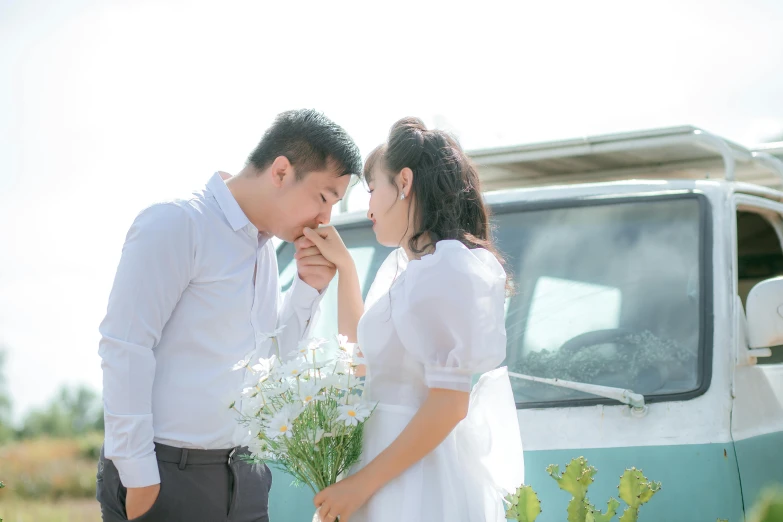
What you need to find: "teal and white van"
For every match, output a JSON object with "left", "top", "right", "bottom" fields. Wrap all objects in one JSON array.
[{"left": 272, "top": 126, "right": 783, "bottom": 521}]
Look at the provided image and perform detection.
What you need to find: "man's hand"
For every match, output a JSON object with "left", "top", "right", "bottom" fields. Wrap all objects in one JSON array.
[
  {"left": 294, "top": 234, "right": 336, "bottom": 292},
  {"left": 126, "top": 484, "right": 160, "bottom": 520}
]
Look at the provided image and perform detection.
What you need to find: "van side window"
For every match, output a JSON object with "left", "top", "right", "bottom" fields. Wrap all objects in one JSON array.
[
  {"left": 498, "top": 196, "right": 709, "bottom": 407},
  {"left": 737, "top": 210, "right": 783, "bottom": 365}
]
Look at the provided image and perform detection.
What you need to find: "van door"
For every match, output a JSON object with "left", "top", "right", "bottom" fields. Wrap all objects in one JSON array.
[
  {"left": 497, "top": 192, "right": 741, "bottom": 522},
  {"left": 731, "top": 195, "right": 783, "bottom": 511}
]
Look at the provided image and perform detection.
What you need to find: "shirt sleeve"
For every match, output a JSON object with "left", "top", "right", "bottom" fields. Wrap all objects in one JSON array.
[
  {"left": 98, "top": 203, "right": 196, "bottom": 487},
  {"left": 276, "top": 271, "right": 325, "bottom": 358},
  {"left": 391, "top": 243, "right": 508, "bottom": 392}
]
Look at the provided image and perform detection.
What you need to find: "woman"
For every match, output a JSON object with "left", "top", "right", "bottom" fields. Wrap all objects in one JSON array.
[{"left": 299, "top": 117, "right": 524, "bottom": 521}]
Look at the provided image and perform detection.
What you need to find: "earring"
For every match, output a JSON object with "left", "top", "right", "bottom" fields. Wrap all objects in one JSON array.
[{"left": 400, "top": 193, "right": 405, "bottom": 200}]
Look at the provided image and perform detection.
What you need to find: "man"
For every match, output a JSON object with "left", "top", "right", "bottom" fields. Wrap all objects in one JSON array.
[{"left": 96, "top": 109, "right": 362, "bottom": 522}]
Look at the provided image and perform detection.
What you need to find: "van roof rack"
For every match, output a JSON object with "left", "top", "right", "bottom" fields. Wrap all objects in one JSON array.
[{"left": 468, "top": 125, "right": 783, "bottom": 190}]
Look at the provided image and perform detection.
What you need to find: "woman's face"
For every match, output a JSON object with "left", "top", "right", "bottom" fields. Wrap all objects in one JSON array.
[{"left": 366, "top": 165, "right": 411, "bottom": 248}]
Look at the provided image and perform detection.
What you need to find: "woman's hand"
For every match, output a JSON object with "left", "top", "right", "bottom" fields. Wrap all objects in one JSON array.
[
  {"left": 313, "top": 474, "right": 373, "bottom": 522},
  {"left": 300, "top": 226, "right": 353, "bottom": 272}
]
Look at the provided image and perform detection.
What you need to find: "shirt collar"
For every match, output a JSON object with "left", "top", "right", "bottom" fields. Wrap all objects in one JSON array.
[{"left": 206, "top": 172, "right": 252, "bottom": 232}]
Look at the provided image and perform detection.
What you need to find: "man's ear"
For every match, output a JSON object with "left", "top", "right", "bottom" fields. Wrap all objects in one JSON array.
[{"left": 269, "top": 156, "right": 294, "bottom": 188}]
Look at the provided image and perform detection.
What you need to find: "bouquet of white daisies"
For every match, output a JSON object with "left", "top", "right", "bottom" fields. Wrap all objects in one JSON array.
[{"left": 231, "top": 330, "right": 373, "bottom": 493}]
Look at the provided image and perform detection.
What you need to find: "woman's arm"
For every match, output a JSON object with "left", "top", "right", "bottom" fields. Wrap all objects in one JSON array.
[
  {"left": 335, "top": 259, "right": 364, "bottom": 344},
  {"left": 300, "top": 226, "right": 364, "bottom": 343}
]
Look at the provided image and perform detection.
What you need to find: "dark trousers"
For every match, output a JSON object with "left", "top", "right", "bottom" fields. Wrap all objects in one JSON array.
[{"left": 96, "top": 443, "right": 272, "bottom": 522}]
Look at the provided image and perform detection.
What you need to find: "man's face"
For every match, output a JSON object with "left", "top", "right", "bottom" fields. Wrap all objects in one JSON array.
[{"left": 272, "top": 167, "right": 351, "bottom": 242}]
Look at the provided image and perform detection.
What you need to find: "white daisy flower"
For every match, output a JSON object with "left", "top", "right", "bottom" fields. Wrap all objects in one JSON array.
[
  {"left": 232, "top": 354, "right": 254, "bottom": 371},
  {"left": 297, "top": 382, "right": 323, "bottom": 406},
  {"left": 304, "top": 337, "right": 328, "bottom": 352},
  {"left": 289, "top": 338, "right": 318, "bottom": 358},
  {"left": 267, "top": 412, "right": 294, "bottom": 439},
  {"left": 281, "top": 359, "right": 307, "bottom": 378},
  {"left": 337, "top": 334, "right": 354, "bottom": 352},
  {"left": 337, "top": 403, "right": 371, "bottom": 427},
  {"left": 249, "top": 355, "right": 280, "bottom": 383},
  {"left": 335, "top": 349, "right": 351, "bottom": 363}
]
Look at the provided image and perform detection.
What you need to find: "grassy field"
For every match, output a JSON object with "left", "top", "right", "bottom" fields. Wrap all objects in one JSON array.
[
  {"left": 0, "top": 433, "right": 104, "bottom": 521},
  {"left": 0, "top": 498, "right": 101, "bottom": 522}
]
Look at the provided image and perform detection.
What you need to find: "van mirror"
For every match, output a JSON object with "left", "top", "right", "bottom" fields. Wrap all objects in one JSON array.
[{"left": 746, "top": 277, "right": 783, "bottom": 349}]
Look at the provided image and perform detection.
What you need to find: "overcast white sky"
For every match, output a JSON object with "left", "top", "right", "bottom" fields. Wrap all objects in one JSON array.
[{"left": 1, "top": 0, "right": 782, "bottom": 422}]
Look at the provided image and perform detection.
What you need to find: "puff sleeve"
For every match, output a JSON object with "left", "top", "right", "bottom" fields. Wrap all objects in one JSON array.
[{"left": 391, "top": 241, "right": 508, "bottom": 392}]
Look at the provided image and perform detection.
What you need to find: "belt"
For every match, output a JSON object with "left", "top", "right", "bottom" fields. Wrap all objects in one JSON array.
[{"left": 154, "top": 442, "right": 248, "bottom": 469}]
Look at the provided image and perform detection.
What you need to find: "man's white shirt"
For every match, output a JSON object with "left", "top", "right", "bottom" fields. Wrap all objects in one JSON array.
[{"left": 99, "top": 173, "right": 323, "bottom": 487}]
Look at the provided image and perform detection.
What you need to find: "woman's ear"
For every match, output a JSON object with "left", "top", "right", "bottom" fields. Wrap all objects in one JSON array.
[{"left": 399, "top": 167, "right": 414, "bottom": 198}]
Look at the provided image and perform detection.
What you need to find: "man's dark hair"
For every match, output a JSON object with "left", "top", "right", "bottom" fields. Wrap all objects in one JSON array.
[{"left": 248, "top": 109, "right": 362, "bottom": 179}]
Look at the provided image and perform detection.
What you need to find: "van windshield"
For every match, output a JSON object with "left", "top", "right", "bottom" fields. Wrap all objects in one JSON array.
[{"left": 277, "top": 194, "right": 709, "bottom": 408}]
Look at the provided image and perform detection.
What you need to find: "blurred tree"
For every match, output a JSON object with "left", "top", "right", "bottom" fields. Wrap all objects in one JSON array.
[{"left": 18, "top": 385, "right": 104, "bottom": 439}]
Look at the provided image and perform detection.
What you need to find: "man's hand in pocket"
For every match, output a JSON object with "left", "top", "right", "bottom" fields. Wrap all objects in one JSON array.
[{"left": 126, "top": 483, "right": 160, "bottom": 520}]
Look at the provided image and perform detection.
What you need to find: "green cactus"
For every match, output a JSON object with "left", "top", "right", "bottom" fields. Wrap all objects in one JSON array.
[
  {"left": 617, "top": 468, "right": 662, "bottom": 522},
  {"left": 747, "top": 485, "right": 783, "bottom": 522},
  {"left": 508, "top": 459, "right": 661, "bottom": 522},
  {"left": 543, "top": 458, "right": 661, "bottom": 522},
  {"left": 586, "top": 498, "right": 621, "bottom": 522},
  {"left": 505, "top": 485, "right": 542, "bottom": 522},
  {"left": 548, "top": 457, "right": 599, "bottom": 522}
]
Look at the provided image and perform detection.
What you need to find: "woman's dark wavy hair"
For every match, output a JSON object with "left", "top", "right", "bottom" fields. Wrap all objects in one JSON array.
[{"left": 365, "top": 117, "right": 511, "bottom": 290}]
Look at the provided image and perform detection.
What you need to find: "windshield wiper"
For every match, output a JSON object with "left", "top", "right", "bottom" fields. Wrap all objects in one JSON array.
[{"left": 508, "top": 371, "right": 648, "bottom": 414}]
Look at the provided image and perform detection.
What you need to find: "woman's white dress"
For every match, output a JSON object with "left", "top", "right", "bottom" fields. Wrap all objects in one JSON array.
[{"left": 350, "top": 240, "right": 525, "bottom": 522}]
